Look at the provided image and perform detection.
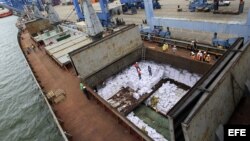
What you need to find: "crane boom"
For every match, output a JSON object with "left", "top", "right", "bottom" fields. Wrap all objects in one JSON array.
[
  {"left": 81, "top": 0, "right": 104, "bottom": 37},
  {"left": 73, "top": 0, "right": 84, "bottom": 21},
  {"left": 74, "top": 0, "right": 112, "bottom": 27}
]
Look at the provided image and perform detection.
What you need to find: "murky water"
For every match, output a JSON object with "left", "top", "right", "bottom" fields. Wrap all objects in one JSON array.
[{"left": 0, "top": 16, "right": 63, "bottom": 141}]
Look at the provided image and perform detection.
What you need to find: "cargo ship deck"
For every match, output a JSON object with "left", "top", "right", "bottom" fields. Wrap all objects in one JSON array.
[
  {"left": 19, "top": 25, "right": 250, "bottom": 141},
  {"left": 19, "top": 30, "right": 138, "bottom": 141},
  {"left": 19, "top": 27, "right": 213, "bottom": 140}
]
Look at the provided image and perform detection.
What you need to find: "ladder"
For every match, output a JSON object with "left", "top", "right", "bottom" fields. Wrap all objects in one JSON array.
[{"left": 141, "top": 46, "right": 146, "bottom": 60}]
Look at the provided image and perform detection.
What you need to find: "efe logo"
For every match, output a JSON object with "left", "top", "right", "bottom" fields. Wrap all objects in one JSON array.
[
  {"left": 228, "top": 129, "right": 246, "bottom": 136},
  {"left": 224, "top": 125, "right": 250, "bottom": 141}
]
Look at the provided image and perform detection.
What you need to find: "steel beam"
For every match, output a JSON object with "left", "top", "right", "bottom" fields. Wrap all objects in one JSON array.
[{"left": 144, "top": 0, "right": 154, "bottom": 29}]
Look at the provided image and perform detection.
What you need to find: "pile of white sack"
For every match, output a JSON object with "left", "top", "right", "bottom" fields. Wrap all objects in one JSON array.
[
  {"left": 145, "top": 81, "right": 188, "bottom": 114},
  {"left": 163, "top": 65, "right": 200, "bottom": 87},
  {"left": 127, "top": 112, "right": 168, "bottom": 141},
  {"left": 97, "top": 61, "right": 201, "bottom": 101}
]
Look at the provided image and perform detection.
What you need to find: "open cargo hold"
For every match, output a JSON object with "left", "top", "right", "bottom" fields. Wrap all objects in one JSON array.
[
  {"left": 96, "top": 60, "right": 200, "bottom": 115},
  {"left": 69, "top": 24, "right": 245, "bottom": 141},
  {"left": 68, "top": 24, "right": 210, "bottom": 141}
]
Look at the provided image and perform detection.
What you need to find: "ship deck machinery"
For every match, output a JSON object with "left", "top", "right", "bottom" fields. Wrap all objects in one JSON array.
[
  {"left": 73, "top": 0, "right": 113, "bottom": 27},
  {"left": 140, "top": 25, "right": 236, "bottom": 55},
  {"left": 143, "top": 0, "right": 250, "bottom": 46},
  {"left": 120, "top": 0, "right": 161, "bottom": 13},
  {"left": 0, "top": 0, "right": 44, "bottom": 11},
  {"left": 188, "top": 0, "right": 244, "bottom": 14}
]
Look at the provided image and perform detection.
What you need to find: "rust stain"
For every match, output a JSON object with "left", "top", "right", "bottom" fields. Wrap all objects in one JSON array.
[{"left": 201, "top": 127, "right": 209, "bottom": 141}]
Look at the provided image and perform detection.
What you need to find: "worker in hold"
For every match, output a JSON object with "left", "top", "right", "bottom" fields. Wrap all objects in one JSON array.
[
  {"left": 133, "top": 62, "right": 141, "bottom": 71},
  {"left": 205, "top": 54, "right": 211, "bottom": 63},
  {"left": 80, "top": 82, "right": 90, "bottom": 100},
  {"left": 137, "top": 69, "right": 142, "bottom": 80},
  {"left": 148, "top": 66, "right": 152, "bottom": 76},
  {"left": 162, "top": 43, "right": 169, "bottom": 52}
]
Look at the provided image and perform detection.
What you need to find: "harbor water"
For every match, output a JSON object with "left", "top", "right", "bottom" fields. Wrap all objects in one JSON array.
[{"left": 0, "top": 16, "right": 63, "bottom": 141}]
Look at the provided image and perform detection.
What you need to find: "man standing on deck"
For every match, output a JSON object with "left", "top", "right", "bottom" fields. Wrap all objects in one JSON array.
[
  {"left": 194, "top": 40, "right": 197, "bottom": 50},
  {"left": 205, "top": 54, "right": 211, "bottom": 63},
  {"left": 172, "top": 45, "right": 177, "bottom": 54},
  {"left": 147, "top": 33, "right": 151, "bottom": 41},
  {"left": 80, "top": 82, "right": 90, "bottom": 100},
  {"left": 191, "top": 40, "right": 197, "bottom": 51}
]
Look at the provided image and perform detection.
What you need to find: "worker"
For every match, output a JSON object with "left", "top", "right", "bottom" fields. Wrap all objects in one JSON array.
[
  {"left": 218, "top": 45, "right": 223, "bottom": 49},
  {"left": 172, "top": 45, "right": 177, "bottom": 54},
  {"left": 191, "top": 41, "right": 195, "bottom": 51},
  {"left": 80, "top": 82, "right": 90, "bottom": 100},
  {"left": 137, "top": 69, "right": 142, "bottom": 80},
  {"left": 31, "top": 45, "right": 36, "bottom": 52},
  {"left": 147, "top": 33, "right": 151, "bottom": 41},
  {"left": 203, "top": 51, "right": 207, "bottom": 61},
  {"left": 239, "top": 0, "right": 244, "bottom": 14},
  {"left": 199, "top": 51, "right": 203, "bottom": 61},
  {"left": 148, "top": 66, "right": 152, "bottom": 76},
  {"left": 190, "top": 52, "right": 195, "bottom": 60},
  {"left": 205, "top": 54, "right": 211, "bottom": 63},
  {"left": 38, "top": 44, "right": 42, "bottom": 50},
  {"left": 133, "top": 62, "right": 141, "bottom": 71},
  {"left": 196, "top": 50, "right": 202, "bottom": 61},
  {"left": 191, "top": 40, "right": 197, "bottom": 51},
  {"left": 214, "top": 0, "right": 219, "bottom": 11},
  {"left": 162, "top": 43, "right": 169, "bottom": 52},
  {"left": 193, "top": 40, "right": 197, "bottom": 51},
  {"left": 140, "top": 24, "right": 143, "bottom": 31},
  {"left": 26, "top": 49, "right": 30, "bottom": 55}
]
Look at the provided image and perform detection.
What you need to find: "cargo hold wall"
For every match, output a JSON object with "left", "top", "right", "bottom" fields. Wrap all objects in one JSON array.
[
  {"left": 182, "top": 39, "right": 249, "bottom": 141},
  {"left": 69, "top": 25, "right": 142, "bottom": 81},
  {"left": 146, "top": 49, "right": 212, "bottom": 75},
  {"left": 85, "top": 48, "right": 142, "bottom": 87}
]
